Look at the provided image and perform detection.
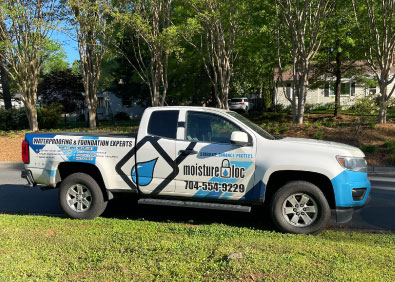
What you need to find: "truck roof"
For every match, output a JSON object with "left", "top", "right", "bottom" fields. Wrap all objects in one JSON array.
[{"left": 148, "top": 106, "right": 230, "bottom": 114}]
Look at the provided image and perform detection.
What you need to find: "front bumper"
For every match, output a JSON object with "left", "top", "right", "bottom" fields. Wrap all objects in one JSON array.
[
  {"left": 21, "top": 170, "right": 36, "bottom": 187},
  {"left": 331, "top": 170, "right": 371, "bottom": 207},
  {"left": 331, "top": 170, "right": 371, "bottom": 224},
  {"left": 335, "top": 195, "right": 370, "bottom": 223}
]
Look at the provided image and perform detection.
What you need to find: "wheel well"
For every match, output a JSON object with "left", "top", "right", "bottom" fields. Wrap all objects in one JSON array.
[
  {"left": 57, "top": 162, "right": 108, "bottom": 200},
  {"left": 265, "top": 170, "right": 336, "bottom": 209}
]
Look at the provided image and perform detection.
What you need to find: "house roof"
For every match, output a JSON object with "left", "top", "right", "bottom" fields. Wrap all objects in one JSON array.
[{"left": 274, "top": 61, "right": 395, "bottom": 81}]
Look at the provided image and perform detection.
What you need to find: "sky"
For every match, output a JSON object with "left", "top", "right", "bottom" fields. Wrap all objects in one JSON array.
[{"left": 50, "top": 28, "right": 79, "bottom": 65}]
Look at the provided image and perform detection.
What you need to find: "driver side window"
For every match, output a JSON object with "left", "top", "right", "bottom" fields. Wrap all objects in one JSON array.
[{"left": 185, "top": 111, "right": 242, "bottom": 144}]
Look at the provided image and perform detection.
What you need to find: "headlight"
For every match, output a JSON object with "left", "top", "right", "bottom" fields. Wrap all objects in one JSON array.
[{"left": 336, "top": 156, "right": 367, "bottom": 172}]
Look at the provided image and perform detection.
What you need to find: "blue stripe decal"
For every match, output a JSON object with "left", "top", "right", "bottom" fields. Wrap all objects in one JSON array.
[
  {"left": 230, "top": 161, "right": 253, "bottom": 170},
  {"left": 48, "top": 170, "right": 56, "bottom": 178},
  {"left": 242, "top": 181, "right": 266, "bottom": 200}
]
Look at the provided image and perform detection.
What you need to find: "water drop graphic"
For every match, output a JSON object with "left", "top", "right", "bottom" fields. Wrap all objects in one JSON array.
[
  {"left": 223, "top": 170, "right": 228, "bottom": 176},
  {"left": 131, "top": 158, "right": 158, "bottom": 186}
]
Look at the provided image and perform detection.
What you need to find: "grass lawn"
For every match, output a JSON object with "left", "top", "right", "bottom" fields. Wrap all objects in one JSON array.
[{"left": 0, "top": 214, "right": 394, "bottom": 281}]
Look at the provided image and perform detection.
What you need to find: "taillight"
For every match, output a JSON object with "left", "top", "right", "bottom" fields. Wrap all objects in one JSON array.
[
  {"left": 22, "top": 140, "right": 29, "bottom": 164},
  {"left": 238, "top": 102, "right": 244, "bottom": 104}
]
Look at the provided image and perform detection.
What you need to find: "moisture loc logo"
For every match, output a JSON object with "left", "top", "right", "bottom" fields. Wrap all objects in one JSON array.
[{"left": 183, "top": 159, "right": 245, "bottom": 179}]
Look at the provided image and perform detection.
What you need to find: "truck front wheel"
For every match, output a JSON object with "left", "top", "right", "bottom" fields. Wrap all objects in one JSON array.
[
  {"left": 270, "top": 181, "right": 330, "bottom": 234},
  {"left": 59, "top": 173, "right": 107, "bottom": 219}
]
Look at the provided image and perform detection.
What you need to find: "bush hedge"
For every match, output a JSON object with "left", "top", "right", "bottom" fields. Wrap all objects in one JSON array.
[
  {"left": 37, "top": 104, "right": 63, "bottom": 129},
  {"left": 0, "top": 108, "right": 29, "bottom": 130}
]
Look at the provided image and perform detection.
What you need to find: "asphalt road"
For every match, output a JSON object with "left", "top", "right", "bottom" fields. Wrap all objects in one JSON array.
[{"left": 0, "top": 163, "right": 394, "bottom": 232}]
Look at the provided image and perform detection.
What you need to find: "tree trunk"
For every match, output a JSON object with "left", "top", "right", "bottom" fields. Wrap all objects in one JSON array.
[
  {"left": 378, "top": 84, "right": 387, "bottom": 123},
  {"left": 25, "top": 102, "right": 39, "bottom": 132},
  {"left": 333, "top": 40, "right": 342, "bottom": 118},
  {"left": 296, "top": 73, "right": 306, "bottom": 124},
  {"left": 85, "top": 82, "right": 97, "bottom": 130},
  {"left": 378, "top": 83, "right": 388, "bottom": 124},
  {"left": 86, "top": 96, "right": 97, "bottom": 130},
  {"left": 0, "top": 60, "right": 12, "bottom": 110},
  {"left": 378, "top": 104, "right": 387, "bottom": 124}
]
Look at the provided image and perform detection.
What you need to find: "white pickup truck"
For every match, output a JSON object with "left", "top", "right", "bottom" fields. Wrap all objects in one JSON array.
[{"left": 21, "top": 106, "right": 370, "bottom": 234}]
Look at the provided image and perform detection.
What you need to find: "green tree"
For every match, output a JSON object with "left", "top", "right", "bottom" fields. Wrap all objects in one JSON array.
[
  {"left": 311, "top": 0, "right": 364, "bottom": 117},
  {"left": 41, "top": 41, "right": 70, "bottom": 75},
  {"left": 179, "top": 0, "right": 247, "bottom": 109},
  {"left": 0, "top": 0, "right": 61, "bottom": 131},
  {"left": 231, "top": 0, "right": 278, "bottom": 109},
  {"left": 67, "top": 0, "right": 111, "bottom": 129},
  {"left": 112, "top": 0, "right": 179, "bottom": 107},
  {"left": 276, "top": 0, "right": 335, "bottom": 124},
  {"left": 352, "top": 0, "right": 395, "bottom": 123}
]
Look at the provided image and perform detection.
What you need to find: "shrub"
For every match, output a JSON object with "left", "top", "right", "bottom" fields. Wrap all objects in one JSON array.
[
  {"left": 305, "top": 102, "right": 335, "bottom": 112},
  {"left": 305, "top": 120, "right": 312, "bottom": 131},
  {"left": 272, "top": 104, "right": 285, "bottom": 112},
  {"left": 383, "top": 140, "right": 395, "bottom": 148},
  {"left": 361, "top": 145, "right": 377, "bottom": 153},
  {"left": 38, "top": 104, "right": 63, "bottom": 129},
  {"left": 369, "top": 122, "right": 376, "bottom": 129},
  {"left": 114, "top": 111, "right": 130, "bottom": 121},
  {"left": 0, "top": 108, "right": 29, "bottom": 130},
  {"left": 313, "top": 128, "right": 324, "bottom": 140}
]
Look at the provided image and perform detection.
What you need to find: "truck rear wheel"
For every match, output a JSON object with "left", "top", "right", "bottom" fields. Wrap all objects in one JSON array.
[
  {"left": 59, "top": 173, "right": 107, "bottom": 219},
  {"left": 270, "top": 181, "right": 330, "bottom": 235}
]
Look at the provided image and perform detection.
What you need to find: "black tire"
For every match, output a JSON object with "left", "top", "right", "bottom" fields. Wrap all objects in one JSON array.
[
  {"left": 245, "top": 106, "right": 249, "bottom": 113},
  {"left": 270, "top": 181, "right": 330, "bottom": 235},
  {"left": 59, "top": 173, "right": 107, "bottom": 219}
]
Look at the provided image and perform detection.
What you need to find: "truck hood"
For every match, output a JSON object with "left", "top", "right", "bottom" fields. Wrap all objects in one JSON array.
[{"left": 280, "top": 137, "right": 365, "bottom": 158}]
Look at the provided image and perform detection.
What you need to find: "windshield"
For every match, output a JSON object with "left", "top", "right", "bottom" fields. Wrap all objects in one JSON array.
[{"left": 227, "top": 111, "right": 275, "bottom": 140}]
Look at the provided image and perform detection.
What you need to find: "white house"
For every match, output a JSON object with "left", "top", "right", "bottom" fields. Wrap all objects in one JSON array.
[
  {"left": 0, "top": 92, "right": 24, "bottom": 109},
  {"left": 274, "top": 66, "right": 395, "bottom": 107},
  {"left": 95, "top": 91, "right": 145, "bottom": 120}
]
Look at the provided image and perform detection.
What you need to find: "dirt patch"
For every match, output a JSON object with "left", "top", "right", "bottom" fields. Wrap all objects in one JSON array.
[
  {"left": 0, "top": 135, "right": 24, "bottom": 162},
  {"left": 277, "top": 123, "right": 395, "bottom": 167}
]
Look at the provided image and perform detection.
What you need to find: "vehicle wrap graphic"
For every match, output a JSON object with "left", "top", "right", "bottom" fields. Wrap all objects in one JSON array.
[
  {"left": 131, "top": 158, "right": 158, "bottom": 186},
  {"left": 115, "top": 135, "right": 197, "bottom": 194},
  {"left": 188, "top": 160, "right": 254, "bottom": 199},
  {"left": 27, "top": 134, "right": 134, "bottom": 166}
]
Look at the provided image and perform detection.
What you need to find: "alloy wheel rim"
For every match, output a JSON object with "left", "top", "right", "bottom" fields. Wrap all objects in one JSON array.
[
  {"left": 282, "top": 193, "right": 318, "bottom": 227},
  {"left": 66, "top": 184, "right": 92, "bottom": 212}
]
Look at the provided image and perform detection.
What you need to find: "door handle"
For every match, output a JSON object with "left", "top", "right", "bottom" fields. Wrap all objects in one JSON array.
[{"left": 179, "top": 149, "right": 198, "bottom": 155}]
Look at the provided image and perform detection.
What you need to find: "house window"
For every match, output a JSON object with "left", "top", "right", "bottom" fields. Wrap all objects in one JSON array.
[
  {"left": 368, "top": 87, "right": 377, "bottom": 95},
  {"left": 325, "top": 81, "right": 355, "bottom": 97},
  {"left": 285, "top": 83, "right": 293, "bottom": 99},
  {"left": 122, "top": 96, "right": 131, "bottom": 107},
  {"left": 351, "top": 82, "right": 356, "bottom": 96},
  {"left": 98, "top": 97, "right": 105, "bottom": 108},
  {"left": 341, "top": 82, "right": 350, "bottom": 95},
  {"left": 324, "top": 82, "right": 334, "bottom": 97}
]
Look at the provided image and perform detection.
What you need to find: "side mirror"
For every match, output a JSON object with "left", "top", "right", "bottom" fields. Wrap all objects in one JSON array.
[{"left": 230, "top": 131, "right": 249, "bottom": 146}]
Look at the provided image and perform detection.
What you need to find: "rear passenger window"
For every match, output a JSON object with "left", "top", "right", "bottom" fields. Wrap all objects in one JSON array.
[{"left": 148, "top": 110, "right": 179, "bottom": 139}]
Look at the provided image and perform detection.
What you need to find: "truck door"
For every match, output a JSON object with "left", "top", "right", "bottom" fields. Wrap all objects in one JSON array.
[
  {"left": 174, "top": 110, "right": 256, "bottom": 200},
  {"left": 134, "top": 110, "right": 179, "bottom": 195}
]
